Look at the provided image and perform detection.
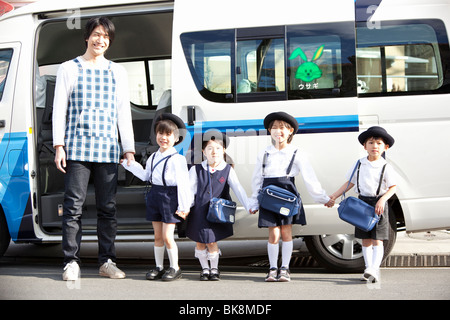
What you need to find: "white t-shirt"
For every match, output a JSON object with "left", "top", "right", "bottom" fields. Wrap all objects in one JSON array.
[{"left": 346, "top": 157, "right": 397, "bottom": 197}]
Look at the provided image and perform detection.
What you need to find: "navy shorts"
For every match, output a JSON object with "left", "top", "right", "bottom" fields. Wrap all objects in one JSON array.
[{"left": 146, "top": 185, "right": 182, "bottom": 224}]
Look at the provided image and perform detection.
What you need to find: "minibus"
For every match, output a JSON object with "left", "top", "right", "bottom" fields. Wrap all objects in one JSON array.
[{"left": 0, "top": 0, "right": 449, "bottom": 272}]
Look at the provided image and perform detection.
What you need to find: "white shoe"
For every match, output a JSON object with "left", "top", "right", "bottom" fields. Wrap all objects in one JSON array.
[
  {"left": 99, "top": 259, "right": 126, "bottom": 279},
  {"left": 63, "top": 261, "right": 80, "bottom": 281}
]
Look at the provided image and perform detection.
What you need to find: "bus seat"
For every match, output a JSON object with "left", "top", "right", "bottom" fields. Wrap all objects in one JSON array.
[{"left": 37, "top": 77, "right": 65, "bottom": 194}]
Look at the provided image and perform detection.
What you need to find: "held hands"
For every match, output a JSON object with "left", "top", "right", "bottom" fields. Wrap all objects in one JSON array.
[
  {"left": 176, "top": 210, "right": 189, "bottom": 220},
  {"left": 324, "top": 195, "right": 337, "bottom": 208}
]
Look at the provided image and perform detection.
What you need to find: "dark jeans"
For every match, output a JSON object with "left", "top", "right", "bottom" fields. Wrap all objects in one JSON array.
[{"left": 62, "top": 161, "right": 118, "bottom": 266}]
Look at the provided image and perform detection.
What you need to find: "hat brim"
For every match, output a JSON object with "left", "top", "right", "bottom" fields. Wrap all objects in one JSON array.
[
  {"left": 358, "top": 126, "right": 395, "bottom": 147},
  {"left": 153, "top": 113, "right": 187, "bottom": 145},
  {"left": 263, "top": 112, "right": 299, "bottom": 133}
]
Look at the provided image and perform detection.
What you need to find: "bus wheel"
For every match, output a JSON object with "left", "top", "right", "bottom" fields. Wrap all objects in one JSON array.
[
  {"left": 304, "top": 234, "right": 365, "bottom": 273},
  {"left": 0, "top": 208, "right": 11, "bottom": 258}
]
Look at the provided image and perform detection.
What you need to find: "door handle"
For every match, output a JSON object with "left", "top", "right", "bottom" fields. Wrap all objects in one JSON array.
[{"left": 187, "top": 106, "right": 196, "bottom": 126}]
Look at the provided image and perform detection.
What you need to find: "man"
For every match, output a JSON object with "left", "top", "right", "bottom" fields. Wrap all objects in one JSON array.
[{"left": 53, "top": 17, "right": 135, "bottom": 280}]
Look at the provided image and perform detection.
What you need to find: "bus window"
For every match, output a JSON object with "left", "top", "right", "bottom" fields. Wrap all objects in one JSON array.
[
  {"left": 148, "top": 59, "right": 172, "bottom": 107},
  {"left": 356, "top": 20, "right": 448, "bottom": 95},
  {"left": 121, "top": 61, "right": 149, "bottom": 106},
  {"left": 0, "top": 49, "right": 13, "bottom": 101},
  {"left": 236, "top": 38, "right": 285, "bottom": 93},
  {"left": 180, "top": 29, "right": 235, "bottom": 103},
  {"left": 286, "top": 22, "right": 356, "bottom": 100},
  {"left": 121, "top": 59, "right": 172, "bottom": 109},
  {"left": 287, "top": 35, "right": 341, "bottom": 92},
  {"left": 180, "top": 22, "right": 356, "bottom": 103}
]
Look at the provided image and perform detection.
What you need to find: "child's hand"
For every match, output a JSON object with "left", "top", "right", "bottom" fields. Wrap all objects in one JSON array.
[
  {"left": 375, "top": 199, "right": 386, "bottom": 215},
  {"left": 249, "top": 209, "right": 258, "bottom": 214},
  {"left": 176, "top": 210, "right": 189, "bottom": 219},
  {"left": 325, "top": 196, "right": 335, "bottom": 208}
]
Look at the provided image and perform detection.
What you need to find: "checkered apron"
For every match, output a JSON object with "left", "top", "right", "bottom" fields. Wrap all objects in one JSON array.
[{"left": 65, "top": 58, "right": 120, "bottom": 163}]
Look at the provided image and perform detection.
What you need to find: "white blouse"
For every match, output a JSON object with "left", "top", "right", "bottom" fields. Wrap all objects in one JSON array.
[
  {"left": 121, "top": 147, "right": 192, "bottom": 212},
  {"left": 189, "top": 160, "right": 251, "bottom": 212},
  {"left": 346, "top": 157, "right": 397, "bottom": 197},
  {"left": 250, "top": 144, "right": 330, "bottom": 210}
]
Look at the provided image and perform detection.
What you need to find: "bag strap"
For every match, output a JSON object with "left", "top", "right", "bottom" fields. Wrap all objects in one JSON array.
[
  {"left": 341, "top": 160, "right": 360, "bottom": 200},
  {"left": 207, "top": 164, "right": 213, "bottom": 201}
]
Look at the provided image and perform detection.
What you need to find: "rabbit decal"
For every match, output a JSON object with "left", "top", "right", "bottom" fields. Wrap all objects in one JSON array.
[{"left": 289, "top": 45, "right": 324, "bottom": 82}]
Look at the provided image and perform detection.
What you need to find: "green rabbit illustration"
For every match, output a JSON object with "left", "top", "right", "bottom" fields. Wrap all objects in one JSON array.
[{"left": 289, "top": 45, "right": 324, "bottom": 82}]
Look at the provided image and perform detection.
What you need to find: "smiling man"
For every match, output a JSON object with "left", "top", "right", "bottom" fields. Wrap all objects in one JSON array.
[{"left": 52, "top": 17, "right": 135, "bottom": 281}]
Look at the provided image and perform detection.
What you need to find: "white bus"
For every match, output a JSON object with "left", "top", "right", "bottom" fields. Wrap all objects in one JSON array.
[{"left": 0, "top": 0, "right": 449, "bottom": 272}]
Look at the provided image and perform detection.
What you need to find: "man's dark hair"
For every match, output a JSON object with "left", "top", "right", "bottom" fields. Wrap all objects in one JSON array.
[{"left": 84, "top": 17, "right": 115, "bottom": 47}]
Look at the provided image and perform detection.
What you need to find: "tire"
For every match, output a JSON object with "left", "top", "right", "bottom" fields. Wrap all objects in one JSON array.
[
  {"left": 304, "top": 207, "right": 397, "bottom": 273},
  {"left": 0, "top": 208, "right": 11, "bottom": 258}
]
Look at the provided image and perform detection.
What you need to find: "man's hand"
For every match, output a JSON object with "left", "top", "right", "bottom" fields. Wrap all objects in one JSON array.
[
  {"left": 123, "top": 152, "right": 135, "bottom": 166},
  {"left": 54, "top": 146, "right": 66, "bottom": 173}
]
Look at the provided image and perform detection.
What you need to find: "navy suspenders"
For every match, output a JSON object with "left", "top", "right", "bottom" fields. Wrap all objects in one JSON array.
[{"left": 149, "top": 153, "right": 176, "bottom": 186}]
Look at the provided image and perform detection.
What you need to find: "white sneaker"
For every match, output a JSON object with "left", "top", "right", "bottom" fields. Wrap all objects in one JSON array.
[
  {"left": 99, "top": 259, "right": 126, "bottom": 279},
  {"left": 63, "top": 261, "right": 80, "bottom": 281}
]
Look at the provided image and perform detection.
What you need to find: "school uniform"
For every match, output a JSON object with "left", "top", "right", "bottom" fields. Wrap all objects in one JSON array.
[
  {"left": 250, "top": 144, "right": 330, "bottom": 227},
  {"left": 122, "top": 147, "right": 191, "bottom": 223},
  {"left": 346, "top": 157, "right": 397, "bottom": 240},
  {"left": 187, "top": 160, "right": 250, "bottom": 243}
]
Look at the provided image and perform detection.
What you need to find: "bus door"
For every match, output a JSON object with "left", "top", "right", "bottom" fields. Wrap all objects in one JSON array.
[{"left": 172, "top": 0, "right": 360, "bottom": 234}]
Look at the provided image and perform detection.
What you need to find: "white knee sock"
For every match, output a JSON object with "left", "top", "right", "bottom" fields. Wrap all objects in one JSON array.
[
  {"left": 208, "top": 250, "right": 221, "bottom": 270},
  {"left": 281, "top": 241, "right": 293, "bottom": 269},
  {"left": 372, "top": 244, "right": 384, "bottom": 270},
  {"left": 195, "top": 248, "right": 209, "bottom": 270},
  {"left": 267, "top": 242, "right": 279, "bottom": 269},
  {"left": 154, "top": 245, "right": 165, "bottom": 270},
  {"left": 362, "top": 245, "right": 373, "bottom": 270},
  {"left": 167, "top": 246, "right": 179, "bottom": 271}
]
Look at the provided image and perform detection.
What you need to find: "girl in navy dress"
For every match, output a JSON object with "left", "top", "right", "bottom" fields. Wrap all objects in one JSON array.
[
  {"left": 250, "top": 112, "right": 333, "bottom": 282},
  {"left": 122, "top": 113, "right": 191, "bottom": 281},
  {"left": 186, "top": 131, "right": 250, "bottom": 280}
]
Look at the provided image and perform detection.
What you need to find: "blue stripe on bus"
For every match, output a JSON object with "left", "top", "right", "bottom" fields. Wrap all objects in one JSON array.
[
  {"left": 175, "top": 114, "right": 359, "bottom": 155},
  {"left": 0, "top": 132, "right": 31, "bottom": 241},
  {"left": 185, "top": 114, "right": 359, "bottom": 136}
]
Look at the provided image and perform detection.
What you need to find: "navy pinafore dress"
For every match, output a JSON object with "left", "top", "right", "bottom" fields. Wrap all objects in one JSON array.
[{"left": 186, "top": 164, "right": 234, "bottom": 243}]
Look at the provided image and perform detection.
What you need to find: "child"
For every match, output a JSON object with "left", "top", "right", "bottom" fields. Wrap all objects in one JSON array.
[
  {"left": 186, "top": 130, "right": 251, "bottom": 280},
  {"left": 329, "top": 126, "right": 397, "bottom": 283},
  {"left": 250, "top": 111, "right": 333, "bottom": 282},
  {"left": 122, "top": 113, "right": 191, "bottom": 281}
]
